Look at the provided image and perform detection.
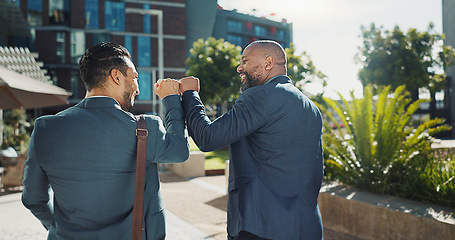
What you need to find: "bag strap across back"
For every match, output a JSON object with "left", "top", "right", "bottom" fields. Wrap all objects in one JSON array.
[{"left": 132, "top": 115, "right": 147, "bottom": 240}]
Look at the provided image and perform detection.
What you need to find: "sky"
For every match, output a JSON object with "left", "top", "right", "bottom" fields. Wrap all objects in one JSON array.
[{"left": 217, "top": 0, "right": 443, "bottom": 99}]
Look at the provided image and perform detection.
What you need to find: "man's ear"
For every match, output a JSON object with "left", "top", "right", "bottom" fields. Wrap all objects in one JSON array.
[
  {"left": 265, "top": 55, "right": 274, "bottom": 70},
  {"left": 110, "top": 68, "right": 122, "bottom": 86}
]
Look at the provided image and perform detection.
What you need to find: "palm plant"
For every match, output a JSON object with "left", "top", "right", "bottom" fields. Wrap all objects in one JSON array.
[{"left": 318, "top": 85, "right": 451, "bottom": 193}]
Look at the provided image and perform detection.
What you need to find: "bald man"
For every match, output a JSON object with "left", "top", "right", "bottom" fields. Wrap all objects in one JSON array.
[{"left": 179, "top": 40, "right": 324, "bottom": 239}]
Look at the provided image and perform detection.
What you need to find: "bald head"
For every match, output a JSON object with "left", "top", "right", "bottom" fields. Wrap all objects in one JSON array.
[
  {"left": 244, "top": 40, "right": 287, "bottom": 67},
  {"left": 237, "top": 40, "right": 288, "bottom": 91}
]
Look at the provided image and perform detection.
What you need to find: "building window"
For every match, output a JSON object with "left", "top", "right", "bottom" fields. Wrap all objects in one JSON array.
[
  {"left": 27, "top": 0, "right": 42, "bottom": 26},
  {"left": 143, "top": 4, "right": 151, "bottom": 33},
  {"left": 124, "top": 35, "right": 133, "bottom": 58},
  {"left": 137, "top": 36, "right": 151, "bottom": 67},
  {"left": 435, "top": 90, "right": 445, "bottom": 110},
  {"left": 105, "top": 1, "right": 125, "bottom": 31},
  {"left": 56, "top": 32, "right": 65, "bottom": 63},
  {"left": 226, "top": 34, "right": 242, "bottom": 47},
  {"left": 70, "top": 70, "right": 79, "bottom": 99},
  {"left": 92, "top": 33, "right": 111, "bottom": 45},
  {"left": 418, "top": 87, "right": 431, "bottom": 110},
  {"left": 49, "top": 0, "right": 70, "bottom": 25},
  {"left": 137, "top": 71, "right": 151, "bottom": 101},
  {"left": 227, "top": 20, "right": 242, "bottom": 32},
  {"left": 254, "top": 25, "right": 267, "bottom": 37},
  {"left": 49, "top": 70, "right": 58, "bottom": 85},
  {"left": 71, "top": 31, "right": 85, "bottom": 64},
  {"left": 85, "top": 0, "right": 99, "bottom": 29},
  {"left": 278, "top": 30, "right": 285, "bottom": 40}
]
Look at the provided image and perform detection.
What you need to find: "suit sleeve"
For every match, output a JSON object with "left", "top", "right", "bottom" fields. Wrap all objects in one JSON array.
[
  {"left": 181, "top": 89, "right": 267, "bottom": 152},
  {"left": 21, "top": 121, "right": 54, "bottom": 230},
  {"left": 152, "top": 94, "right": 190, "bottom": 163}
]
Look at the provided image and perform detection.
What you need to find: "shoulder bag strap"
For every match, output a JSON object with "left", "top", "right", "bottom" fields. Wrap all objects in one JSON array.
[{"left": 132, "top": 115, "right": 147, "bottom": 240}]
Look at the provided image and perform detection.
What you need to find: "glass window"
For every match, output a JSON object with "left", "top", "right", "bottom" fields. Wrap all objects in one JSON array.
[
  {"left": 105, "top": 1, "right": 125, "bottom": 31},
  {"left": 85, "top": 0, "right": 99, "bottom": 29},
  {"left": 226, "top": 34, "right": 242, "bottom": 47},
  {"left": 227, "top": 20, "right": 242, "bottom": 32},
  {"left": 92, "top": 33, "right": 111, "bottom": 45},
  {"left": 137, "top": 36, "right": 151, "bottom": 67},
  {"left": 71, "top": 31, "right": 85, "bottom": 64},
  {"left": 124, "top": 35, "right": 133, "bottom": 57},
  {"left": 70, "top": 70, "right": 79, "bottom": 99},
  {"left": 27, "top": 0, "right": 42, "bottom": 26},
  {"left": 49, "top": 0, "right": 70, "bottom": 25},
  {"left": 435, "top": 90, "right": 445, "bottom": 110},
  {"left": 254, "top": 26, "right": 267, "bottom": 37},
  {"left": 137, "top": 71, "right": 152, "bottom": 101},
  {"left": 56, "top": 32, "right": 65, "bottom": 63},
  {"left": 49, "top": 70, "right": 58, "bottom": 85},
  {"left": 418, "top": 88, "right": 431, "bottom": 110},
  {"left": 278, "top": 30, "right": 285, "bottom": 40},
  {"left": 28, "top": 0, "right": 42, "bottom": 11},
  {"left": 143, "top": 4, "right": 151, "bottom": 33}
]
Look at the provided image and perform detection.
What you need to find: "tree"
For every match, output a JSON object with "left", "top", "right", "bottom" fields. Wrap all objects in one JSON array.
[
  {"left": 186, "top": 37, "right": 242, "bottom": 105},
  {"left": 356, "top": 23, "right": 455, "bottom": 97},
  {"left": 285, "top": 43, "right": 327, "bottom": 94}
]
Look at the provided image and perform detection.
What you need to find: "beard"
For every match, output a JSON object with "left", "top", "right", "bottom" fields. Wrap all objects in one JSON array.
[
  {"left": 121, "top": 89, "right": 135, "bottom": 112},
  {"left": 240, "top": 71, "right": 263, "bottom": 93}
]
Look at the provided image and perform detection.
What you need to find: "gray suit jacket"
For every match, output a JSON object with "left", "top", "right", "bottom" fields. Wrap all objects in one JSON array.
[
  {"left": 182, "top": 75, "right": 324, "bottom": 240},
  {"left": 22, "top": 96, "right": 189, "bottom": 240}
]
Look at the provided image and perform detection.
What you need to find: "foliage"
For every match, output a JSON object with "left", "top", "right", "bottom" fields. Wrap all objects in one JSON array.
[
  {"left": 318, "top": 85, "right": 454, "bottom": 208},
  {"left": 285, "top": 43, "right": 327, "bottom": 93},
  {"left": 186, "top": 37, "right": 242, "bottom": 105},
  {"left": 356, "top": 23, "right": 455, "bottom": 95},
  {"left": 1, "top": 108, "right": 33, "bottom": 153}
]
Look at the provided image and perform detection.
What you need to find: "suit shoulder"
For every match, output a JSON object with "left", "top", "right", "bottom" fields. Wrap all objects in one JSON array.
[{"left": 140, "top": 114, "right": 163, "bottom": 126}]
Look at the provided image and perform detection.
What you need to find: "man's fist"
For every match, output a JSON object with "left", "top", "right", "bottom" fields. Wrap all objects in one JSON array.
[
  {"left": 155, "top": 78, "right": 179, "bottom": 99},
  {"left": 179, "top": 76, "right": 200, "bottom": 93}
]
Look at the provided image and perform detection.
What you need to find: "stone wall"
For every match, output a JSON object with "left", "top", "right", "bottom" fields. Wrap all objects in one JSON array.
[{"left": 319, "top": 182, "right": 455, "bottom": 240}]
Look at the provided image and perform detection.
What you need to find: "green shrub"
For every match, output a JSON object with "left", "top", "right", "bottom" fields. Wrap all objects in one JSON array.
[{"left": 318, "top": 85, "right": 454, "bottom": 208}]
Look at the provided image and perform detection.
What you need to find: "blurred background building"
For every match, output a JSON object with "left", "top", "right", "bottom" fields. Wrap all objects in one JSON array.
[{"left": 186, "top": 0, "right": 292, "bottom": 54}]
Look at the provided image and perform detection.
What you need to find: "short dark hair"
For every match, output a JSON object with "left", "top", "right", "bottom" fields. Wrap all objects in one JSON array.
[{"left": 78, "top": 42, "right": 131, "bottom": 91}]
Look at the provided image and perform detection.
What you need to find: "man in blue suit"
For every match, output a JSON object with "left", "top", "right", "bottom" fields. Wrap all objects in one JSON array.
[
  {"left": 178, "top": 40, "right": 324, "bottom": 239},
  {"left": 21, "top": 42, "right": 188, "bottom": 239}
]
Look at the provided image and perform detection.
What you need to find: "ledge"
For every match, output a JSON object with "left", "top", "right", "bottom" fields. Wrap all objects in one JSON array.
[{"left": 319, "top": 181, "right": 455, "bottom": 239}]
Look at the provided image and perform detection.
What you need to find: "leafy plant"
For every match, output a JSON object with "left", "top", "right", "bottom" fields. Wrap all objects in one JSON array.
[
  {"left": 318, "top": 85, "right": 453, "bottom": 207},
  {"left": 1, "top": 108, "right": 33, "bottom": 153}
]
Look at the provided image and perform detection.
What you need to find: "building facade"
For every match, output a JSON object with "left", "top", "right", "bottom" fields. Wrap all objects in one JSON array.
[
  {"left": 7, "top": 0, "right": 187, "bottom": 115},
  {"left": 186, "top": 0, "right": 293, "bottom": 54}
]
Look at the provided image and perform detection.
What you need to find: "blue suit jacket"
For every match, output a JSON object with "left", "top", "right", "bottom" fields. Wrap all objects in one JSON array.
[
  {"left": 182, "top": 76, "right": 324, "bottom": 239},
  {"left": 22, "top": 96, "right": 189, "bottom": 240}
]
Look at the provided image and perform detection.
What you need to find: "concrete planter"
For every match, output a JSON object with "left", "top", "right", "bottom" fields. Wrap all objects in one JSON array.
[
  {"left": 165, "top": 151, "right": 206, "bottom": 178},
  {"left": 319, "top": 182, "right": 455, "bottom": 240}
]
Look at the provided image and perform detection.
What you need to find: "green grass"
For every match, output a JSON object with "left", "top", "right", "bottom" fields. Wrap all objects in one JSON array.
[
  {"left": 189, "top": 138, "right": 228, "bottom": 170},
  {"left": 204, "top": 150, "right": 229, "bottom": 170}
]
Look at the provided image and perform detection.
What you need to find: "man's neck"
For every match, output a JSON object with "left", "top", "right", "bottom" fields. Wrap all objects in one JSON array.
[{"left": 85, "top": 88, "right": 114, "bottom": 98}]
